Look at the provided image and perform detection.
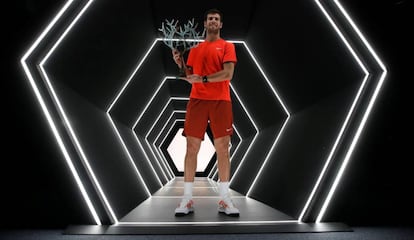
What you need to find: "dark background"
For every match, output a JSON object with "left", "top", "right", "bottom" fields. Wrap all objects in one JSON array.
[{"left": 3, "top": 0, "right": 412, "bottom": 228}]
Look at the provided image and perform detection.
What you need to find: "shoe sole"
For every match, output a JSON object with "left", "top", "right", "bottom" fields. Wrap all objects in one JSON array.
[
  {"left": 218, "top": 209, "right": 240, "bottom": 217},
  {"left": 175, "top": 209, "right": 194, "bottom": 217}
]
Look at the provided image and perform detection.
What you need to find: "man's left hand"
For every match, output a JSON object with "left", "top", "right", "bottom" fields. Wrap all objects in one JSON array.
[{"left": 179, "top": 74, "right": 202, "bottom": 84}]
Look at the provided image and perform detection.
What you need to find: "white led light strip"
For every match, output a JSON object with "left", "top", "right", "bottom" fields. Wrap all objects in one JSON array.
[
  {"left": 227, "top": 43, "right": 291, "bottom": 194},
  {"left": 106, "top": 40, "right": 163, "bottom": 191},
  {"left": 37, "top": 0, "right": 125, "bottom": 224},
  {"left": 314, "top": 0, "right": 387, "bottom": 223},
  {"left": 107, "top": 38, "right": 159, "bottom": 112},
  {"left": 116, "top": 220, "right": 298, "bottom": 225},
  {"left": 298, "top": 0, "right": 369, "bottom": 222},
  {"left": 20, "top": 0, "right": 103, "bottom": 225}
]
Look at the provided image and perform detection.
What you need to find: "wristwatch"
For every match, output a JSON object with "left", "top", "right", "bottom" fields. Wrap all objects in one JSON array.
[{"left": 202, "top": 75, "right": 208, "bottom": 83}]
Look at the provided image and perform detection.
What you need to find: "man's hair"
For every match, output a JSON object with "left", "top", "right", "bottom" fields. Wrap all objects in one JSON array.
[{"left": 204, "top": 8, "right": 223, "bottom": 22}]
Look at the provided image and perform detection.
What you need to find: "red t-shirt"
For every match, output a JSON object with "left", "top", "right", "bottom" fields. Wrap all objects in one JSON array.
[{"left": 186, "top": 38, "right": 237, "bottom": 101}]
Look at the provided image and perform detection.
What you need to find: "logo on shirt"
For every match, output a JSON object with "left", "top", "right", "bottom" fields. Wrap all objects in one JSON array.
[{"left": 216, "top": 47, "right": 223, "bottom": 51}]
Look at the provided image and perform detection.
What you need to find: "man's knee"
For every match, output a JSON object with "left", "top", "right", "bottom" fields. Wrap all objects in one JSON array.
[
  {"left": 214, "top": 136, "right": 230, "bottom": 157},
  {"left": 186, "top": 137, "right": 201, "bottom": 155}
]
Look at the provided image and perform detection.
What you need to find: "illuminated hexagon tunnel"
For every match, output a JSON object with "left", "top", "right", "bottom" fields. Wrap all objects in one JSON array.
[
  {"left": 131, "top": 95, "right": 242, "bottom": 178},
  {"left": 21, "top": 0, "right": 386, "bottom": 230}
]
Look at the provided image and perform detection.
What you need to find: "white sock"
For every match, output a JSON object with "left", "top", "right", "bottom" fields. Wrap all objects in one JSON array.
[
  {"left": 219, "top": 181, "right": 230, "bottom": 199},
  {"left": 183, "top": 182, "right": 193, "bottom": 200}
]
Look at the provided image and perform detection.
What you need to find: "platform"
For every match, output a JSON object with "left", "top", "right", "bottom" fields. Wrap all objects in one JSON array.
[{"left": 65, "top": 177, "right": 351, "bottom": 234}]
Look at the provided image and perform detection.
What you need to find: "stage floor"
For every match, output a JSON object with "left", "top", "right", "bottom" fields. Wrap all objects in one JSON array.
[
  {"left": 6, "top": 227, "right": 414, "bottom": 239},
  {"left": 120, "top": 177, "right": 294, "bottom": 224},
  {"left": 66, "top": 177, "right": 351, "bottom": 234}
]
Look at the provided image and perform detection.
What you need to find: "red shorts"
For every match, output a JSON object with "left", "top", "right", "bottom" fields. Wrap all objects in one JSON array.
[{"left": 183, "top": 98, "right": 233, "bottom": 140}]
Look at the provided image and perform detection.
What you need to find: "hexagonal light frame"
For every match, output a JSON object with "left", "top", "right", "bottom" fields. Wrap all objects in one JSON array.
[
  {"left": 124, "top": 76, "right": 251, "bottom": 184},
  {"left": 144, "top": 103, "right": 241, "bottom": 179},
  {"left": 158, "top": 119, "right": 240, "bottom": 176},
  {"left": 20, "top": 0, "right": 387, "bottom": 225},
  {"left": 145, "top": 105, "right": 242, "bottom": 176},
  {"left": 136, "top": 95, "right": 241, "bottom": 179}
]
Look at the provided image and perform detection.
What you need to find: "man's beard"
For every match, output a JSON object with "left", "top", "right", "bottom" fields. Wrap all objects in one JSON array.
[{"left": 207, "top": 27, "right": 219, "bottom": 35}]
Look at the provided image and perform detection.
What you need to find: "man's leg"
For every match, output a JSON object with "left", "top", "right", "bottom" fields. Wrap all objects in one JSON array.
[
  {"left": 215, "top": 135, "right": 231, "bottom": 182},
  {"left": 175, "top": 136, "right": 201, "bottom": 216},
  {"left": 184, "top": 136, "right": 202, "bottom": 182},
  {"left": 215, "top": 135, "right": 239, "bottom": 217}
]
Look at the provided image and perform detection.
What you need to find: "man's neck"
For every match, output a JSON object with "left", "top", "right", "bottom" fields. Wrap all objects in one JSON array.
[{"left": 206, "top": 32, "right": 220, "bottom": 42}]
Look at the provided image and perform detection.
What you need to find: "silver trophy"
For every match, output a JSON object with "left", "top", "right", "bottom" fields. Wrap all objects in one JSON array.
[{"left": 159, "top": 18, "right": 205, "bottom": 77}]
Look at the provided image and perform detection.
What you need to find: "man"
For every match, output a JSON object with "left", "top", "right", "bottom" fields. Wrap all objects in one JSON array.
[{"left": 171, "top": 8, "right": 239, "bottom": 217}]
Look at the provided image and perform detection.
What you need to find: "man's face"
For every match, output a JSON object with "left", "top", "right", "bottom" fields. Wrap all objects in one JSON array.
[{"left": 204, "top": 13, "right": 222, "bottom": 32}]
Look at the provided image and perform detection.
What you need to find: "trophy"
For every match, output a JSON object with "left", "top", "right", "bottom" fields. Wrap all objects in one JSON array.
[{"left": 159, "top": 18, "right": 205, "bottom": 77}]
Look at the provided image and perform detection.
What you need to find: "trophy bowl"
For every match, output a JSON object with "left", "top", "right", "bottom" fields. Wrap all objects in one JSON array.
[{"left": 159, "top": 19, "right": 204, "bottom": 77}]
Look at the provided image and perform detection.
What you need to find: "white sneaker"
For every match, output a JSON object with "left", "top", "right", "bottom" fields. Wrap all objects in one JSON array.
[
  {"left": 218, "top": 198, "right": 240, "bottom": 217},
  {"left": 175, "top": 199, "right": 194, "bottom": 216}
]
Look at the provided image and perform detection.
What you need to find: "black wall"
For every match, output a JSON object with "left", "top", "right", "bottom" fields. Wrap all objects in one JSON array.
[{"left": 3, "top": 0, "right": 412, "bottom": 228}]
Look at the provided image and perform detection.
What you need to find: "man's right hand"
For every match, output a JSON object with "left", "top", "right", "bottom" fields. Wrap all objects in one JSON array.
[{"left": 172, "top": 49, "right": 182, "bottom": 68}]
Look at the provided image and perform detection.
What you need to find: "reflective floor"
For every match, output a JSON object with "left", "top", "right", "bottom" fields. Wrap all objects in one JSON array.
[
  {"left": 63, "top": 177, "right": 351, "bottom": 234},
  {"left": 119, "top": 177, "right": 294, "bottom": 224}
]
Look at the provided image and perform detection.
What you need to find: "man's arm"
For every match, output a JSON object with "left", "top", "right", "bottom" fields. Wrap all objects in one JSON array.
[
  {"left": 204, "top": 62, "right": 235, "bottom": 82},
  {"left": 172, "top": 49, "right": 193, "bottom": 76},
  {"left": 182, "top": 62, "right": 235, "bottom": 84}
]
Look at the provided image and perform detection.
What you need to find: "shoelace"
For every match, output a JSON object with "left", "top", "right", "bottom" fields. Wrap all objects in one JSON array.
[
  {"left": 179, "top": 199, "right": 193, "bottom": 208},
  {"left": 219, "top": 199, "right": 235, "bottom": 208}
]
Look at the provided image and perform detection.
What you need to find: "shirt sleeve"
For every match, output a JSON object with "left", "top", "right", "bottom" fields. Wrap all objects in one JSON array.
[{"left": 223, "top": 42, "right": 237, "bottom": 64}]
